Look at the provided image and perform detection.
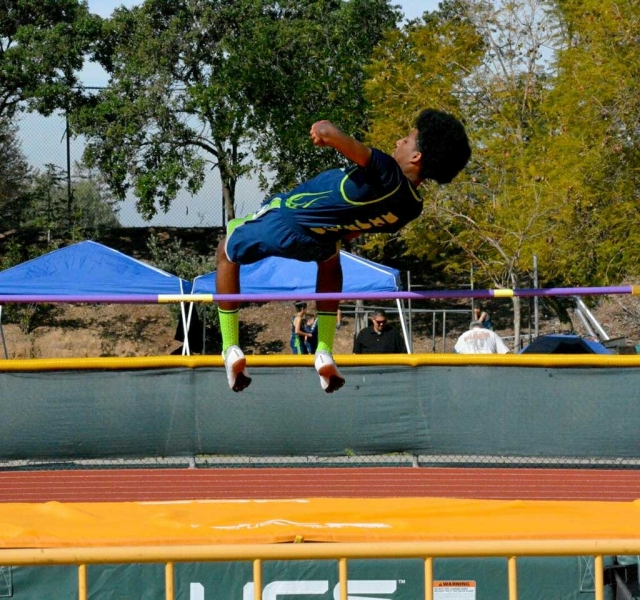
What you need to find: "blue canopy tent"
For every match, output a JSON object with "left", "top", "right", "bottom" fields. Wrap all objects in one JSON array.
[
  {"left": 192, "top": 250, "right": 410, "bottom": 352},
  {"left": 520, "top": 334, "right": 612, "bottom": 354},
  {"left": 0, "top": 240, "right": 193, "bottom": 357}
]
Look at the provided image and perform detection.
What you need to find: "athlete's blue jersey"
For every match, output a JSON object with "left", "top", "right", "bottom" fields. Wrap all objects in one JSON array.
[{"left": 278, "top": 148, "right": 423, "bottom": 241}]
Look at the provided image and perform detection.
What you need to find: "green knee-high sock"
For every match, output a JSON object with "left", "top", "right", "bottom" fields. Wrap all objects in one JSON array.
[
  {"left": 316, "top": 311, "right": 337, "bottom": 354},
  {"left": 218, "top": 308, "right": 239, "bottom": 353}
]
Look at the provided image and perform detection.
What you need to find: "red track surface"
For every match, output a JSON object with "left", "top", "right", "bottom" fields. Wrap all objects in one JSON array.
[{"left": 1, "top": 467, "right": 639, "bottom": 503}]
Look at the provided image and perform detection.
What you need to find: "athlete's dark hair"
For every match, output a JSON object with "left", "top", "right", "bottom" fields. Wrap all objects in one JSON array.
[{"left": 415, "top": 109, "right": 471, "bottom": 184}]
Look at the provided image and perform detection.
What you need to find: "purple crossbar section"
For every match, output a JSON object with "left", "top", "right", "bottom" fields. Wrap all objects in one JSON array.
[
  {"left": 214, "top": 290, "right": 495, "bottom": 302},
  {"left": 0, "top": 285, "right": 634, "bottom": 303},
  {"left": 0, "top": 294, "right": 161, "bottom": 304},
  {"left": 516, "top": 286, "right": 633, "bottom": 297}
]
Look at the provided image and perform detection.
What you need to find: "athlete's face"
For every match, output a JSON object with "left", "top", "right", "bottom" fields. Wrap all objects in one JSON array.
[{"left": 393, "top": 129, "right": 421, "bottom": 171}]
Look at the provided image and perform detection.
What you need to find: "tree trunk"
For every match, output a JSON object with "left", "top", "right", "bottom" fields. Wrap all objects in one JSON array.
[
  {"left": 512, "top": 296, "right": 521, "bottom": 351},
  {"left": 509, "top": 270, "right": 521, "bottom": 350},
  {"left": 217, "top": 145, "right": 237, "bottom": 224},
  {"left": 222, "top": 182, "right": 235, "bottom": 223}
]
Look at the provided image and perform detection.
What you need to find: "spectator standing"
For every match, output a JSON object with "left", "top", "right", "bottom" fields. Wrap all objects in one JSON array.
[
  {"left": 303, "top": 314, "right": 318, "bottom": 354},
  {"left": 353, "top": 310, "right": 405, "bottom": 354},
  {"left": 473, "top": 305, "right": 494, "bottom": 330},
  {"left": 454, "top": 320, "right": 509, "bottom": 354},
  {"left": 290, "top": 302, "right": 312, "bottom": 354}
]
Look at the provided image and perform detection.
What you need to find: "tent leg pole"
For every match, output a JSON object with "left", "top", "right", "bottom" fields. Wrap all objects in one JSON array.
[
  {"left": 202, "top": 310, "right": 206, "bottom": 355},
  {"left": 432, "top": 313, "right": 436, "bottom": 353},
  {"left": 180, "top": 302, "right": 191, "bottom": 356},
  {"left": 442, "top": 311, "right": 446, "bottom": 353},
  {"left": 0, "top": 306, "right": 7, "bottom": 359},
  {"left": 397, "top": 298, "right": 411, "bottom": 354}
]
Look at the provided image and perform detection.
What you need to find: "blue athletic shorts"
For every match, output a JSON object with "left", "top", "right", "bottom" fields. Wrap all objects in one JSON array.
[{"left": 225, "top": 204, "right": 338, "bottom": 265}]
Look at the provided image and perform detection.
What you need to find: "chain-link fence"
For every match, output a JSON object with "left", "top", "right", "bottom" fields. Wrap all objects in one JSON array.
[
  {"left": 2, "top": 453, "right": 640, "bottom": 471},
  {"left": 16, "top": 107, "right": 264, "bottom": 229}
]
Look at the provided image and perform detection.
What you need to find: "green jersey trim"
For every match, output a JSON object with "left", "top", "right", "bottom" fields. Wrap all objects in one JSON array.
[
  {"left": 339, "top": 168, "right": 422, "bottom": 205},
  {"left": 284, "top": 191, "right": 331, "bottom": 210}
]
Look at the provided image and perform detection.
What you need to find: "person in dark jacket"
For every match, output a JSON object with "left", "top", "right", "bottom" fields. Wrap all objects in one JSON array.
[{"left": 353, "top": 310, "right": 405, "bottom": 354}]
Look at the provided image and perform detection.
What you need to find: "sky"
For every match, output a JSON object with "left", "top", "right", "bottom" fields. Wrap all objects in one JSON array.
[{"left": 18, "top": 0, "right": 440, "bottom": 227}]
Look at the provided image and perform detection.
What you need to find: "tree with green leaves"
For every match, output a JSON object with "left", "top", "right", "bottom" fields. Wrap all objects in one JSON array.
[
  {"left": 244, "top": 0, "right": 401, "bottom": 192},
  {"left": 0, "top": 0, "right": 101, "bottom": 119},
  {"left": 22, "top": 162, "right": 120, "bottom": 236},
  {"left": 73, "top": 0, "right": 399, "bottom": 222},
  {"left": 0, "top": 117, "right": 31, "bottom": 227},
  {"left": 24, "top": 164, "right": 71, "bottom": 241},
  {"left": 68, "top": 163, "right": 121, "bottom": 230}
]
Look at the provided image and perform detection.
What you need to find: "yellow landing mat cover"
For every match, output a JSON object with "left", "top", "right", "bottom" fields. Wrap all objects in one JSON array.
[{"left": 1, "top": 497, "right": 640, "bottom": 548}]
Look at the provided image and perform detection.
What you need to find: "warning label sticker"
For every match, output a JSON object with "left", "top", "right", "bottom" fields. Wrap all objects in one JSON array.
[{"left": 433, "top": 581, "right": 476, "bottom": 599}]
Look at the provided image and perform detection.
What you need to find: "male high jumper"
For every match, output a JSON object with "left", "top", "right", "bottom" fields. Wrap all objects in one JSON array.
[{"left": 216, "top": 109, "right": 471, "bottom": 392}]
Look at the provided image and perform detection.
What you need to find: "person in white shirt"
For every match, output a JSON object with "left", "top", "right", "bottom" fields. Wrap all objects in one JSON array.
[{"left": 454, "top": 320, "right": 510, "bottom": 354}]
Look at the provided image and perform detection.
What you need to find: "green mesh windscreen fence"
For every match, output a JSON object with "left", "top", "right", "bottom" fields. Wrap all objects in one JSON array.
[{"left": 0, "top": 364, "right": 638, "bottom": 466}]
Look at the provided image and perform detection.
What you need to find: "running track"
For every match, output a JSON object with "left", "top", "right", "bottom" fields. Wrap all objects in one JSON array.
[{"left": 1, "top": 467, "right": 639, "bottom": 503}]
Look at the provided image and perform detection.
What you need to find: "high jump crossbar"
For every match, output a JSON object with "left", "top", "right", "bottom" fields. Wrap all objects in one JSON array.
[{"left": 0, "top": 284, "right": 639, "bottom": 304}]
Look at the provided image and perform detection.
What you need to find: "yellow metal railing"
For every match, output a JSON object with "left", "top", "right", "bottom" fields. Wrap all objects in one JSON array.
[
  {"left": 2, "top": 353, "right": 640, "bottom": 372},
  {"left": 0, "top": 539, "right": 635, "bottom": 600}
]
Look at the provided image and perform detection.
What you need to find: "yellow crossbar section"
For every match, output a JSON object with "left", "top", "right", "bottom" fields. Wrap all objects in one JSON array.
[
  {"left": 2, "top": 353, "right": 640, "bottom": 371},
  {"left": 158, "top": 294, "right": 214, "bottom": 303}
]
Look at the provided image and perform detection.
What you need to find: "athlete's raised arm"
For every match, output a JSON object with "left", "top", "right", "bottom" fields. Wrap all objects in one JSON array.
[{"left": 309, "top": 120, "right": 372, "bottom": 168}]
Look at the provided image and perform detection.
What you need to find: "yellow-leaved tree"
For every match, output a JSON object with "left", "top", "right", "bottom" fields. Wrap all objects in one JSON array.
[
  {"left": 538, "top": 0, "right": 640, "bottom": 286},
  {"left": 365, "top": 0, "right": 563, "bottom": 346},
  {"left": 365, "top": 0, "right": 640, "bottom": 345}
]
